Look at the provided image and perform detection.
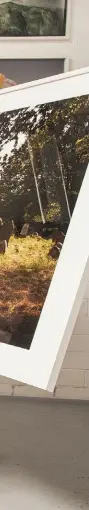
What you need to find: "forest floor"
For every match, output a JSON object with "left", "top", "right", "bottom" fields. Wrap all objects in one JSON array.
[{"left": 0, "top": 235, "right": 56, "bottom": 346}]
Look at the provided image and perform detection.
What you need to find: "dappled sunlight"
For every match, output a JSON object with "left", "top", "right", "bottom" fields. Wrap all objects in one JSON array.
[{"left": 0, "top": 235, "right": 54, "bottom": 270}]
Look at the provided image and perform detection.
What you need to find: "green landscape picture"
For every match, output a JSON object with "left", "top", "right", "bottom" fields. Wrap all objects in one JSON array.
[
  {"left": 0, "top": 94, "right": 89, "bottom": 349},
  {"left": 0, "top": 0, "right": 66, "bottom": 37}
]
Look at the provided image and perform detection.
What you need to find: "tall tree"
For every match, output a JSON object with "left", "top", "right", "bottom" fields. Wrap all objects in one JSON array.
[{"left": 0, "top": 94, "right": 89, "bottom": 223}]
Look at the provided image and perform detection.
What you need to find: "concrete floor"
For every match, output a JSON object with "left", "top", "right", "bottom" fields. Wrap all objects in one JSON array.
[{"left": 0, "top": 397, "right": 89, "bottom": 509}]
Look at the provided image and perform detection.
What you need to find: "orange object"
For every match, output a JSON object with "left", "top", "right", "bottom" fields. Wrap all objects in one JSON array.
[
  {"left": 0, "top": 74, "right": 5, "bottom": 88},
  {"left": 0, "top": 73, "right": 16, "bottom": 88}
]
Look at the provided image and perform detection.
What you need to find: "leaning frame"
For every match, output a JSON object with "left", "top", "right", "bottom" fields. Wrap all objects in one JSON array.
[{"left": 0, "top": 66, "right": 89, "bottom": 391}]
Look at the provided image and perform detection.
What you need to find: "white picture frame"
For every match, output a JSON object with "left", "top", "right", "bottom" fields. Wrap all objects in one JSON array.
[
  {"left": 0, "top": 66, "right": 89, "bottom": 391},
  {"left": 0, "top": 0, "right": 71, "bottom": 64}
]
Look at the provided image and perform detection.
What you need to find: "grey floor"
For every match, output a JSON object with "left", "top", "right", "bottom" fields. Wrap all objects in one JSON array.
[{"left": 0, "top": 397, "right": 89, "bottom": 509}]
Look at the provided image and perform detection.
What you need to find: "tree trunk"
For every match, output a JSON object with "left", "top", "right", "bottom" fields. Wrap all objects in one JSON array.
[{"left": 27, "top": 136, "right": 45, "bottom": 224}]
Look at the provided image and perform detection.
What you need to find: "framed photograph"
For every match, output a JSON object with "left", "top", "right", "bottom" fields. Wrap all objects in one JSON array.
[
  {"left": 0, "top": 0, "right": 71, "bottom": 63},
  {"left": 0, "top": 0, "right": 67, "bottom": 37},
  {"left": 0, "top": 67, "right": 89, "bottom": 391}
]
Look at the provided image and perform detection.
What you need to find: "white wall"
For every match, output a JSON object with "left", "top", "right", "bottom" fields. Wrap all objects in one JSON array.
[
  {"left": 56, "top": 284, "right": 89, "bottom": 399},
  {"left": 69, "top": 0, "right": 89, "bottom": 72}
]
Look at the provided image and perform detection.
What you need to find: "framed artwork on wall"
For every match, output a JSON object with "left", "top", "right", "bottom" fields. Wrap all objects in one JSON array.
[
  {"left": 0, "top": 0, "right": 67, "bottom": 37},
  {"left": 0, "top": 0, "right": 71, "bottom": 64},
  {"left": 0, "top": 67, "right": 89, "bottom": 391}
]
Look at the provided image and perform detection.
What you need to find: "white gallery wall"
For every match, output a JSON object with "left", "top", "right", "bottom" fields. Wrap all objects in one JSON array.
[{"left": 69, "top": 0, "right": 89, "bottom": 72}]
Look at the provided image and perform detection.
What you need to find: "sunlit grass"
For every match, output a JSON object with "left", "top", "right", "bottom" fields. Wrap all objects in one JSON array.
[
  {"left": 0, "top": 235, "right": 54, "bottom": 270},
  {"left": 0, "top": 235, "right": 56, "bottom": 329}
]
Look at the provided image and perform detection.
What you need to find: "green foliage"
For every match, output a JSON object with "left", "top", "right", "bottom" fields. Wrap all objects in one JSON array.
[
  {"left": 45, "top": 202, "right": 61, "bottom": 221},
  {"left": 76, "top": 134, "right": 89, "bottom": 162},
  {"left": 0, "top": 94, "right": 89, "bottom": 224}
]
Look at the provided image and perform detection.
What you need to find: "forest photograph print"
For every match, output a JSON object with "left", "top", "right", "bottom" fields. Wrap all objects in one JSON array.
[
  {"left": 0, "top": 0, "right": 66, "bottom": 37},
  {"left": 0, "top": 94, "right": 89, "bottom": 349}
]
